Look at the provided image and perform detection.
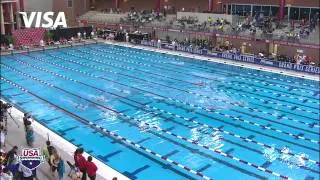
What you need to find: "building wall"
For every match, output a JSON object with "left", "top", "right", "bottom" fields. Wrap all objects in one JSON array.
[
  {"left": 53, "top": 0, "right": 74, "bottom": 26},
  {"left": 24, "top": 0, "right": 53, "bottom": 12},
  {"left": 222, "top": 0, "right": 320, "bottom": 7},
  {"left": 53, "top": 0, "right": 90, "bottom": 27},
  {"left": 119, "top": 0, "right": 155, "bottom": 11}
]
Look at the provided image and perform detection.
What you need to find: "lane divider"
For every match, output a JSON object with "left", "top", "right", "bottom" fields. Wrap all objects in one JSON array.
[
  {"left": 0, "top": 68, "right": 292, "bottom": 180},
  {"left": 46, "top": 52, "right": 244, "bottom": 108},
  {"left": 220, "top": 84, "right": 319, "bottom": 116},
  {"left": 214, "top": 87, "right": 319, "bottom": 124},
  {"left": 20, "top": 54, "right": 320, "bottom": 146},
  {"left": 41, "top": 53, "right": 320, "bottom": 131},
  {"left": 72, "top": 48, "right": 320, "bottom": 125},
  {"left": 59, "top": 50, "right": 319, "bottom": 116},
  {"left": 226, "top": 81, "right": 319, "bottom": 106},
  {"left": 234, "top": 76, "right": 318, "bottom": 100},
  {"left": 6, "top": 57, "right": 320, "bottom": 166},
  {"left": 93, "top": 45, "right": 319, "bottom": 91},
  {"left": 62, "top": 50, "right": 201, "bottom": 87},
  {"left": 86, "top": 46, "right": 319, "bottom": 105},
  {"left": 107, "top": 44, "right": 319, "bottom": 88},
  {"left": 0, "top": 77, "right": 212, "bottom": 180},
  {"left": 82, "top": 47, "right": 319, "bottom": 106}
]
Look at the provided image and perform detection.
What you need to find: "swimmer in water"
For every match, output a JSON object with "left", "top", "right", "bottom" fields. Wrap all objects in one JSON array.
[
  {"left": 95, "top": 95, "right": 106, "bottom": 102},
  {"left": 75, "top": 104, "right": 86, "bottom": 110},
  {"left": 197, "top": 81, "right": 205, "bottom": 86},
  {"left": 121, "top": 90, "right": 130, "bottom": 94}
]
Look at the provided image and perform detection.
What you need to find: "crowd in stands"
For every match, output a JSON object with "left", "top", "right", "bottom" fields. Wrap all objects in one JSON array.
[
  {"left": 0, "top": 103, "right": 108, "bottom": 180},
  {"left": 121, "top": 8, "right": 166, "bottom": 25},
  {"left": 175, "top": 16, "right": 231, "bottom": 32}
]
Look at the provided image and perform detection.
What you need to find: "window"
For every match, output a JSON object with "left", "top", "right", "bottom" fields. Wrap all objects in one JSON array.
[
  {"left": 235, "top": 5, "right": 244, "bottom": 16},
  {"left": 227, "top": 4, "right": 231, "bottom": 15},
  {"left": 223, "top": 5, "right": 227, "bottom": 14},
  {"left": 261, "top": 6, "right": 270, "bottom": 16},
  {"left": 310, "top": 8, "right": 319, "bottom": 21},
  {"left": 290, "top": 7, "right": 299, "bottom": 20},
  {"left": 284, "top": 7, "right": 288, "bottom": 18},
  {"left": 299, "top": 8, "right": 310, "bottom": 20},
  {"left": 270, "top": 6, "right": 279, "bottom": 17},
  {"left": 67, "top": 0, "right": 72, "bottom": 8},
  {"left": 243, "top": 5, "right": 251, "bottom": 16},
  {"left": 253, "top": 6, "right": 261, "bottom": 16},
  {"left": 231, "top": 4, "right": 236, "bottom": 15}
]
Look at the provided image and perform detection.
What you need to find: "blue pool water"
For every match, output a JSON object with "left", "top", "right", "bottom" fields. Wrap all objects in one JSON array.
[{"left": 1, "top": 43, "right": 319, "bottom": 180}]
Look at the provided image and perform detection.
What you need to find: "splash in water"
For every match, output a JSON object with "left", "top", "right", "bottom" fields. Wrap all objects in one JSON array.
[{"left": 190, "top": 127, "right": 224, "bottom": 150}]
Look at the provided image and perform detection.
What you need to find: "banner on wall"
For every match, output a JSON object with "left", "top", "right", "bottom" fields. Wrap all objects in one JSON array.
[{"left": 140, "top": 40, "right": 320, "bottom": 74}]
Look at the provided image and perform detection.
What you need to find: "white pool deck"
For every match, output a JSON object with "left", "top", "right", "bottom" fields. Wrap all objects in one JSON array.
[{"left": 1, "top": 39, "right": 319, "bottom": 180}]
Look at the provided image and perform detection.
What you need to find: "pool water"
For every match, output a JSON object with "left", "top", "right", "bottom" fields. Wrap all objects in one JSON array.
[{"left": 1, "top": 43, "right": 319, "bottom": 180}]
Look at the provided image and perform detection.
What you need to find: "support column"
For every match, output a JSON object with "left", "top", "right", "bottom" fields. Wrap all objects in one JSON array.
[
  {"left": 156, "top": 0, "right": 160, "bottom": 13},
  {"left": 115, "top": 0, "right": 119, "bottom": 9},
  {"left": 19, "top": 0, "right": 24, "bottom": 11},
  {"left": 279, "top": 0, "right": 286, "bottom": 19},
  {"left": 10, "top": 3, "right": 14, "bottom": 32},
  {"left": 0, "top": 4, "right": 5, "bottom": 35},
  {"left": 16, "top": 0, "right": 21, "bottom": 29},
  {"left": 208, "top": 0, "right": 213, "bottom": 12}
]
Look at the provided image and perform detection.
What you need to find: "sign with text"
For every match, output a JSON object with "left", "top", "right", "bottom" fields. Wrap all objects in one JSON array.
[{"left": 19, "top": 12, "right": 67, "bottom": 28}]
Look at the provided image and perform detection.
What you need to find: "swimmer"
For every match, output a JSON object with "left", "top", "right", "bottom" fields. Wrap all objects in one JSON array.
[
  {"left": 197, "top": 81, "right": 205, "bottom": 86},
  {"left": 75, "top": 104, "right": 86, "bottom": 110},
  {"left": 280, "top": 146, "right": 289, "bottom": 153},
  {"left": 120, "top": 90, "right": 130, "bottom": 94},
  {"left": 95, "top": 95, "right": 106, "bottom": 102},
  {"left": 296, "top": 154, "right": 306, "bottom": 167}
]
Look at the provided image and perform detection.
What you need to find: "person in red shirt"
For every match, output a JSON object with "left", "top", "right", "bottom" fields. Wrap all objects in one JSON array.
[
  {"left": 86, "top": 156, "right": 98, "bottom": 180},
  {"left": 75, "top": 148, "right": 87, "bottom": 180}
]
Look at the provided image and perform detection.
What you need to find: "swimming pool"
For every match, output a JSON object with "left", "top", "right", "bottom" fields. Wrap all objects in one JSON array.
[{"left": 1, "top": 43, "right": 319, "bottom": 180}]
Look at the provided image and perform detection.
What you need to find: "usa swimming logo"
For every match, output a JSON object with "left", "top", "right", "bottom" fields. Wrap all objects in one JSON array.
[{"left": 18, "top": 148, "right": 45, "bottom": 170}]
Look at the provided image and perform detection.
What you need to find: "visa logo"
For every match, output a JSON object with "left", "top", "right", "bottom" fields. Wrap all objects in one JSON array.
[{"left": 19, "top": 12, "right": 67, "bottom": 28}]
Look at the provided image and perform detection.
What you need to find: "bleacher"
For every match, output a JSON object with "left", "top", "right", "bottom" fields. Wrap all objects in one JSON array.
[
  {"left": 12, "top": 28, "right": 46, "bottom": 48},
  {"left": 78, "top": 11, "right": 127, "bottom": 24}
]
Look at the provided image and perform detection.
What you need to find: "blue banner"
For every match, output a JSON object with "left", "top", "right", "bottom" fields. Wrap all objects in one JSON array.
[{"left": 139, "top": 40, "right": 319, "bottom": 74}]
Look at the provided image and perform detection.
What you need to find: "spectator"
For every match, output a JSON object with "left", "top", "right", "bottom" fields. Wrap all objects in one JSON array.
[
  {"left": 71, "top": 168, "right": 83, "bottom": 180},
  {"left": 17, "top": 162, "right": 38, "bottom": 180},
  {"left": 3, "top": 146, "right": 19, "bottom": 176},
  {"left": 0, "top": 167, "right": 13, "bottom": 180},
  {"left": 57, "top": 159, "right": 65, "bottom": 180},
  {"left": 0, "top": 149, "right": 5, "bottom": 164},
  {"left": 86, "top": 156, "right": 97, "bottom": 180},
  {"left": 74, "top": 148, "right": 81, "bottom": 167},
  {"left": 50, "top": 148, "right": 61, "bottom": 178},
  {"left": 42, "top": 140, "right": 55, "bottom": 170},
  {"left": 0, "top": 125, "right": 5, "bottom": 148},
  {"left": 25, "top": 122, "right": 34, "bottom": 147},
  {"left": 75, "top": 148, "right": 87, "bottom": 180},
  {"left": 23, "top": 113, "right": 31, "bottom": 132}
]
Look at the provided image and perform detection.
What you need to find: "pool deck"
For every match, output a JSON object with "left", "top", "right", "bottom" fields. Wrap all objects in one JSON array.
[{"left": 1, "top": 100, "right": 130, "bottom": 180}]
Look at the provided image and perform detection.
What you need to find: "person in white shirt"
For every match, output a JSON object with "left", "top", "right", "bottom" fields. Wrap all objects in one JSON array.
[
  {"left": 0, "top": 167, "right": 13, "bottom": 180},
  {"left": 157, "top": 39, "right": 161, "bottom": 49},
  {"left": 18, "top": 163, "right": 39, "bottom": 180},
  {"left": 0, "top": 125, "right": 5, "bottom": 148}
]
